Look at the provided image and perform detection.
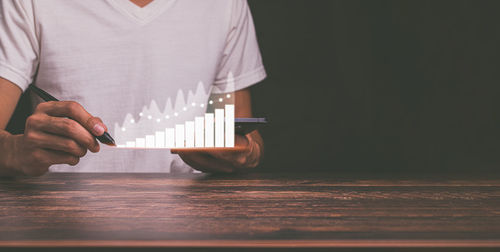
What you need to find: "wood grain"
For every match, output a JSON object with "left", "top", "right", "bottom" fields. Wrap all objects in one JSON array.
[{"left": 0, "top": 172, "right": 499, "bottom": 248}]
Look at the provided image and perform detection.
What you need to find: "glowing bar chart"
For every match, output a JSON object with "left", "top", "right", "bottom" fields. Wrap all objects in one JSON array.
[
  {"left": 136, "top": 138, "right": 145, "bottom": 148},
  {"left": 205, "top": 113, "right": 214, "bottom": 147},
  {"left": 215, "top": 109, "right": 225, "bottom": 147},
  {"left": 155, "top": 131, "right": 165, "bottom": 148},
  {"left": 185, "top": 121, "right": 195, "bottom": 148},
  {"left": 225, "top": 104, "right": 235, "bottom": 147},
  {"left": 195, "top": 117, "right": 205, "bottom": 147},
  {"left": 175, "top": 124, "right": 185, "bottom": 148},
  {"left": 165, "top": 128, "right": 175, "bottom": 148},
  {"left": 117, "top": 104, "right": 235, "bottom": 149}
]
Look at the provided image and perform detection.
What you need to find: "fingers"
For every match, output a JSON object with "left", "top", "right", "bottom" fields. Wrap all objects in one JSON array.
[
  {"left": 24, "top": 129, "right": 88, "bottom": 157},
  {"left": 208, "top": 135, "right": 251, "bottom": 161},
  {"left": 40, "top": 149, "right": 80, "bottom": 166},
  {"left": 177, "top": 152, "right": 236, "bottom": 173},
  {"left": 33, "top": 149, "right": 80, "bottom": 167},
  {"left": 172, "top": 135, "right": 255, "bottom": 172},
  {"left": 26, "top": 113, "right": 99, "bottom": 153},
  {"left": 175, "top": 135, "right": 251, "bottom": 167},
  {"left": 35, "top": 101, "right": 108, "bottom": 136},
  {"left": 21, "top": 149, "right": 80, "bottom": 177}
]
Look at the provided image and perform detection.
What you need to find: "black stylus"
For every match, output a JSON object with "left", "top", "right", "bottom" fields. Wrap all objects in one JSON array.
[{"left": 28, "top": 84, "right": 116, "bottom": 146}]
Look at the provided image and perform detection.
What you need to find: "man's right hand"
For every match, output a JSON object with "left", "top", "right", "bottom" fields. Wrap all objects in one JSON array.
[{"left": 5, "top": 101, "right": 108, "bottom": 176}]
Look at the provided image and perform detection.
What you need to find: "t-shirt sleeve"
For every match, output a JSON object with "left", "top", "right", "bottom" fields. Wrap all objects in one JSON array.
[
  {"left": 0, "top": 0, "right": 39, "bottom": 91},
  {"left": 212, "top": 0, "right": 267, "bottom": 94}
]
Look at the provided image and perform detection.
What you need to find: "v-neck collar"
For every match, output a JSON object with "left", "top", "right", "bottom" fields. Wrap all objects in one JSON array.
[{"left": 108, "top": 0, "right": 175, "bottom": 25}]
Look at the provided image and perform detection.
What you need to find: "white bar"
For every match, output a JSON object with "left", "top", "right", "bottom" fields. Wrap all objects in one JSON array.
[
  {"left": 126, "top": 141, "right": 136, "bottom": 148},
  {"left": 117, "top": 144, "right": 126, "bottom": 148},
  {"left": 155, "top": 131, "right": 165, "bottom": 148},
  {"left": 215, "top": 109, "right": 225, "bottom": 147},
  {"left": 205, "top": 113, "right": 214, "bottom": 147},
  {"left": 145, "top": 135, "right": 155, "bottom": 148},
  {"left": 225, "top": 104, "right": 235, "bottom": 148},
  {"left": 136, "top": 138, "right": 145, "bottom": 148},
  {"left": 195, "top": 117, "right": 205, "bottom": 148},
  {"left": 165, "top": 128, "right": 175, "bottom": 148},
  {"left": 175, "top": 124, "right": 185, "bottom": 148},
  {"left": 185, "top": 121, "right": 195, "bottom": 148}
]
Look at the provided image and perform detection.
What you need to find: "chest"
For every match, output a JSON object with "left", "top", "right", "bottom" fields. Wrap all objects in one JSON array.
[{"left": 33, "top": 0, "right": 228, "bottom": 80}]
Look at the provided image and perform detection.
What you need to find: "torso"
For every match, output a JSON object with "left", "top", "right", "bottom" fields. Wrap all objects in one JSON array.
[{"left": 30, "top": 0, "right": 233, "bottom": 172}]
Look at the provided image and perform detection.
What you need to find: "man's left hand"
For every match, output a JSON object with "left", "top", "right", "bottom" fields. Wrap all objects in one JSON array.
[{"left": 171, "top": 133, "right": 263, "bottom": 173}]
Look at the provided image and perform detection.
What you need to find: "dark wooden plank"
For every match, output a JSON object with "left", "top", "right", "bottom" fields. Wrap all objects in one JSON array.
[
  {"left": 0, "top": 172, "right": 499, "bottom": 247},
  {"left": 2, "top": 240, "right": 500, "bottom": 248}
]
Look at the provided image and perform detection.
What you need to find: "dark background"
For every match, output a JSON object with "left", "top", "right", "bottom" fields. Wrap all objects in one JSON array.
[
  {"left": 8, "top": 0, "right": 500, "bottom": 173},
  {"left": 247, "top": 0, "right": 500, "bottom": 172}
]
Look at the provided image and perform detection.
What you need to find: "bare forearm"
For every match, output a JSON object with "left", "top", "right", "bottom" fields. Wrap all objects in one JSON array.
[
  {"left": 0, "top": 78, "right": 24, "bottom": 176},
  {"left": 0, "top": 130, "right": 23, "bottom": 177}
]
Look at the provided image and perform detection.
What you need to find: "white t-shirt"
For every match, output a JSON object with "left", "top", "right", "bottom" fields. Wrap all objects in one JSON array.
[{"left": 0, "top": 0, "right": 266, "bottom": 172}]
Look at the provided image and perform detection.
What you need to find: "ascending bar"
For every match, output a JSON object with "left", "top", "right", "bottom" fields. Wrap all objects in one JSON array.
[
  {"left": 175, "top": 124, "right": 185, "bottom": 148},
  {"left": 136, "top": 138, "right": 145, "bottom": 148},
  {"left": 225, "top": 104, "right": 235, "bottom": 147},
  {"left": 185, "top": 121, "right": 195, "bottom": 148},
  {"left": 215, "top": 109, "right": 224, "bottom": 147},
  {"left": 165, "top": 128, "right": 175, "bottom": 148},
  {"left": 155, "top": 131, "right": 165, "bottom": 148},
  {"left": 145, "top": 135, "right": 155, "bottom": 148},
  {"left": 126, "top": 141, "right": 136, "bottom": 148},
  {"left": 195, "top": 116, "right": 205, "bottom": 147},
  {"left": 205, "top": 113, "right": 214, "bottom": 147}
]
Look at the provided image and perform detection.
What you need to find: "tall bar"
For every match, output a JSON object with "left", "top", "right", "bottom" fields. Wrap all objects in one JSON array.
[
  {"left": 185, "top": 121, "right": 195, "bottom": 148},
  {"left": 145, "top": 135, "right": 155, "bottom": 148},
  {"left": 215, "top": 109, "right": 225, "bottom": 147},
  {"left": 155, "top": 131, "right": 165, "bottom": 148},
  {"left": 195, "top": 116, "right": 205, "bottom": 148},
  {"left": 175, "top": 124, "right": 185, "bottom": 148},
  {"left": 136, "top": 138, "right": 145, "bottom": 148},
  {"left": 205, "top": 113, "right": 214, "bottom": 147},
  {"left": 225, "top": 104, "right": 235, "bottom": 147},
  {"left": 165, "top": 128, "right": 175, "bottom": 148}
]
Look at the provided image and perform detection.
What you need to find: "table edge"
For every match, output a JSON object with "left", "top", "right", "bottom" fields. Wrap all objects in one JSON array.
[{"left": 1, "top": 240, "right": 500, "bottom": 248}]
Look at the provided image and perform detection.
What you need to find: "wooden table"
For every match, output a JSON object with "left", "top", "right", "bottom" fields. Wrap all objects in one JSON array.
[{"left": 0, "top": 172, "right": 499, "bottom": 250}]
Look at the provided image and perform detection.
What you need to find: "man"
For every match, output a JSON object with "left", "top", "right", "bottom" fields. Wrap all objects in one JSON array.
[{"left": 0, "top": 0, "right": 265, "bottom": 176}]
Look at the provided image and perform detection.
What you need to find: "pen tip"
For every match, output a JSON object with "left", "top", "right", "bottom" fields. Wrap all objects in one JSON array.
[{"left": 97, "top": 132, "right": 116, "bottom": 146}]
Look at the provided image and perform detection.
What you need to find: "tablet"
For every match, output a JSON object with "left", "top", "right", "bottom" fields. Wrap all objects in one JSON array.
[{"left": 235, "top": 118, "right": 268, "bottom": 135}]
